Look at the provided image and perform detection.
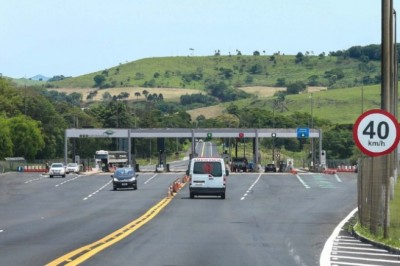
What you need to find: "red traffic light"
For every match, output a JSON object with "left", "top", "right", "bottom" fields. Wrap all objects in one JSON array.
[{"left": 239, "top": 132, "right": 244, "bottom": 138}]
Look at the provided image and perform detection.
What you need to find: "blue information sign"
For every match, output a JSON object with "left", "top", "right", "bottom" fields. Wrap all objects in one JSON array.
[{"left": 297, "top": 127, "right": 309, "bottom": 138}]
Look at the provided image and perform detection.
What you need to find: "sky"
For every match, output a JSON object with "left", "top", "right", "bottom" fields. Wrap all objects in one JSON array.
[{"left": 0, "top": 0, "right": 397, "bottom": 78}]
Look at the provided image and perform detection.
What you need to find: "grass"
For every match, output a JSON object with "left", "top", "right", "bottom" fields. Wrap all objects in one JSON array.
[
  {"left": 215, "top": 84, "right": 383, "bottom": 125},
  {"left": 352, "top": 178, "right": 400, "bottom": 249},
  {"left": 48, "top": 54, "right": 380, "bottom": 90}
]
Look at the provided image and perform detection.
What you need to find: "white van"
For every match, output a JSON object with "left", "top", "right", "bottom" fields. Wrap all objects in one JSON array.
[{"left": 187, "top": 157, "right": 229, "bottom": 199}]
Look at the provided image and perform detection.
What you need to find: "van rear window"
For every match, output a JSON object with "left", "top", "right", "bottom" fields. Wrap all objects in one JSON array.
[{"left": 193, "top": 162, "right": 222, "bottom": 176}]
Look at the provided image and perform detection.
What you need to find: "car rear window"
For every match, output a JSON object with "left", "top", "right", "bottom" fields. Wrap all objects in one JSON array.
[{"left": 193, "top": 162, "right": 222, "bottom": 176}]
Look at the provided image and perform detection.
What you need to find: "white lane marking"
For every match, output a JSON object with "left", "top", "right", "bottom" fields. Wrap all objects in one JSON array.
[
  {"left": 0, "top": 230, "right": 3, "bottom": 233},
  {"left": 331, "top": 254, "right": 400, "bottom": 264},
  {"left": 320, "top": 208, "right": 358, "bottom": 265},
  {"left": 240, "top": 174, "right": 262, "bottom": 200},
  {"left": 83, "top": 181, "right": 112, "bottom": 200},
  {"left": 55, "top": 175, "right": 80, "bottom": 187},
  {"left": 144, "top": 174, "right": 158, "bottom": 184},
  {"left": 25, "top": 176, "right": 47, "bottom": 183},
  {"left": 332, "top": 250, "right": 399, "bottom": 258},
  {"left": 295, "top": 174, "right": 310, "bottom": 189},
  {"left": 334, "top": 174, "right": 342, "bottom": 182}
]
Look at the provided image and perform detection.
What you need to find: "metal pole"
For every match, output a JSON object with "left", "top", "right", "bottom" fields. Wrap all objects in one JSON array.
[
  {"left": 381, "top": 0, "right": 392, "bottom": 238},
  {"left": 128, "top": 130, "right": 131, "bottom": 167},
  {"left": 64, "top": 131, "right": 68, "bottom": 165},
  {"left": 310, "top": 93, "right": 314, "bottom": 170}
]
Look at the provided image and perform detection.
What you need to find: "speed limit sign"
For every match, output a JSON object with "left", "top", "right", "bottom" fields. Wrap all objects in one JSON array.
[{"left": 353, "top": 109, "right": 400, "bottom": 156}]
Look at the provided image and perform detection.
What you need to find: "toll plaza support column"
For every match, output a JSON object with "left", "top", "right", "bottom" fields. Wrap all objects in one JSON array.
[{"left": 254, "top": 129, "right": 260, "bottom": 172}]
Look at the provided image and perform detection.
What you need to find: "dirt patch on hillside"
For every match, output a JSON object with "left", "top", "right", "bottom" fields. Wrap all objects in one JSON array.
[
  {"left": 239, "top": 86, "right": 327, "bottom": 96},
  {"left": 50, "top": 87, "right": 203, "bottom": 102},
  {"left": 307, "top": 86, "right": 327, "bottom": 93},
  {"left": 187, "top": 105, "right": 225, "bottom": 120},
  {"left": 238, "top": 86, "right": 286, "bottom": 97}
]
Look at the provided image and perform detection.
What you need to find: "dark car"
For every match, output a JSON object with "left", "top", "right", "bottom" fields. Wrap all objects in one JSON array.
[
  {"left": 111, "top": 167, "right": 138, "bottom": 190},
  {"left": 265, "top": 163, "right": 277, "bottom": 172},
  {"left": 231, "top": 157, "right": 248, "bottom": 172}
]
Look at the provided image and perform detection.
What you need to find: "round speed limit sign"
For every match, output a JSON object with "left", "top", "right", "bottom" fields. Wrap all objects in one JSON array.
[{"left": 353, "top": 109, "right": 400, "bottom": 157}]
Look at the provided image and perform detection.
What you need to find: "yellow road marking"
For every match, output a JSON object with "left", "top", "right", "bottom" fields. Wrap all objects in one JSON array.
[{"left": 46, "top": 197, "right": 172, "bottom": 266}]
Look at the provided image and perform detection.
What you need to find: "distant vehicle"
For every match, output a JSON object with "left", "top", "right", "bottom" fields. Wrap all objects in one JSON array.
[
  {"left": 111, "top": 167, "right": 138, "bottom": 190},
  {"left": 49, "top": 163, "right": 66, "bottom": 178},
  {"left": 95, "top": 150, "right": 128, "bottom": 172},
  {"left": 265, "top": 163, "right": 277, "bottom": 173},
  {"left": 66, "top": 163, "right": 79, "bottom": 174},
  {"left": 187, "top": 157, "right": 228, "bottom": 199},
  {"left": 231, "top": 157, "right": 248, "bottom": 172}
]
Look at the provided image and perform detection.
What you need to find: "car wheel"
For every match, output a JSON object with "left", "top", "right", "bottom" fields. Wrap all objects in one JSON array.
[
  {"left": 50, "top": 175, "right": 53, "bottom": 178},
  {"left": 113, "top": 186, "right": 117, "bottom": 191},
  {"left": 62, "top": 174, "right": 65, "bottom": 178},
  {"left": 221, "top": 193, "right": 225, "bottom": 199},
  {"left": 134, "top": 185, "right": 137, "bottom": 190},
  {"left": 190, "top": 192, "right": 194, "bottom": 199}
]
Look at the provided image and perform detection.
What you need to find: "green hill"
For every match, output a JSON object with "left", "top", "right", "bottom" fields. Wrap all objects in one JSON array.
[
  {"left": 222, "top": 84, "right": 383, "bottom": 125},
  {"left": 49, "top": 54, "right": 380, "bottom": 90}
]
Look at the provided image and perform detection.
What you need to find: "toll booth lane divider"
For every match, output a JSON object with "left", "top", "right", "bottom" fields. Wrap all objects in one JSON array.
[{"left": 167, "top": 175, "right": 188, "bottom": 198}]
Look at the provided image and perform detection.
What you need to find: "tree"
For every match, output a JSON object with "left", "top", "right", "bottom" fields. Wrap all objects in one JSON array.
[
  {"left": 295, "top": 52, "right": 304, "bottom": 63},
  {"left": 102, "top": 92, "right": 112, "bottom": 101},
  {"left": 248, "top": 63, "right": 263, "bottom": 74},
  {"left": 134, "top": 92, "right": 141, "bottom": 101},
  {"left": 0, "top": 117, "right": 13, "bottom": 159},
  {"left": 8, "top": 115, "right": 45, "bottom": 160},
  {"left": 226, "top": 104, "right": 239, "bottom": 116},
  {"left": 276, "top": 78, "right": 286, "bottom": 87},
  {"left": 93, "top": 75, "right": 106, "bottom": 87},
  {"left": 287, "top": 81, "right": 306, "bottom": 94}
]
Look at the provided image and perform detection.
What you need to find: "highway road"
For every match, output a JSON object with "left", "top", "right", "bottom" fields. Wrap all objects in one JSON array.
[{"left": 0, "top": 168, "right": 357, "bottom": 266}]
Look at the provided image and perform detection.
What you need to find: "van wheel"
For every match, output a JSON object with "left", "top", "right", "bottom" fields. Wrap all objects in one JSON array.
[
  {"left": 221, "top": 193, "right": 225, "bottom": 199},
  {"left": 190, "top": 192, "right": 194, "bottom": 199}
]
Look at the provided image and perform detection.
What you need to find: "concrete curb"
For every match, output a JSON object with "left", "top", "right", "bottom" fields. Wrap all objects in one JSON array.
[{"left": 352, "top": 224, "right": 400, "bottom": 255}]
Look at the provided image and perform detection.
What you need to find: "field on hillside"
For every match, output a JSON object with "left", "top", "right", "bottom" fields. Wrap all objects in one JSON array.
[
  {"left": 186, "top": 85, "right": 385, "bottom": 125},
  {"left": 49, "top": 87, "right": 203, "bottom": 102}
]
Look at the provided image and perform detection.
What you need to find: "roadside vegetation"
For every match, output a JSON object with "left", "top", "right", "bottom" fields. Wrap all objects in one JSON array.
[{"left": 0, "top": 44, "right": 391, "bottom": 164}]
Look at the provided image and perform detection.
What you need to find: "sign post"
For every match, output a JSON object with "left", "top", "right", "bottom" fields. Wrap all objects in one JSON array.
[{"left": 353, "top": 109, "right": 400, "bottom": 157}]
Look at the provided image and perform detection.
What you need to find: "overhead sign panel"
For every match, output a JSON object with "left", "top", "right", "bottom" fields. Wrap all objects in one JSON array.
[{"left": 296, "top": 127, "right": 309, "bottom": 138}]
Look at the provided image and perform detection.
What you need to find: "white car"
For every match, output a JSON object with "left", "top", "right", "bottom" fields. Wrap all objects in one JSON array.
[
  {"left": 49, "top": 163, "right": 66, "bottom": 178},
  {"left": 66, "top": 163, "right": 80, "bottom": 174}
]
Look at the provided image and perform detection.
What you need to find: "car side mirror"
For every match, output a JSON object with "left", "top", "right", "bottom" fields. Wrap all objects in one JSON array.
[{"left": 110, "top": 175, "right": 113, "bottom": 178}]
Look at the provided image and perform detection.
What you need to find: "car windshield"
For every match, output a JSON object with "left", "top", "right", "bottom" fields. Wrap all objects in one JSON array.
[
  {"left": 114, "top": 168, "right": 134, "bottom": 177},
  {"left": 52, "top": 163, "right": 63, "bottom": 168},
  {"left": 67, "top": 163, "right": 77, "bottom": 167}
]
